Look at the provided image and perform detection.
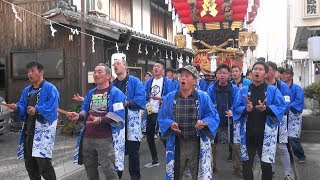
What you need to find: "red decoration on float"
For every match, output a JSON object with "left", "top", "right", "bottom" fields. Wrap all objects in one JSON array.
[{"left": 172, "top": 0, "right": 259, "bottom": 24}]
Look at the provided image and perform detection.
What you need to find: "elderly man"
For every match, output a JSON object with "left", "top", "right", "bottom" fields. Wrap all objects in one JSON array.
[
  {"left": 233, "top": 61, "right": 286, "bottom": 180},
  {"left": 112, "top": 53, "right": 146, "bottom": 180},
  {"left": 4, "top": 61, "right": 59, "bottom": 180},
  {"left": 158, "top": 65, "right": 220, "bottom": 179},
  {"left": 68, "top": 63, "right": 126, "bottom": 180}
]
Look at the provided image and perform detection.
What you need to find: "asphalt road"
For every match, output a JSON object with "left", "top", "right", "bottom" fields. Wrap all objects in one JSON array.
[
  {"left": 3, "top": 130, "right": 317, "bottom": 180},
  {"left": 63, "top": 136, "right": 243, "bottom": 180},
  {"left": 0, "top": 130, "right": 77, "bottom": 180}
]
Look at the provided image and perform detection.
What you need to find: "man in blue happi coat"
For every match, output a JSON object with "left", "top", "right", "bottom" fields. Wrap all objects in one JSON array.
[
  {"left": 144, "top": 60, "right": 174, "bottom": 168},
  {"left": 233, "top": 61, "right": 286, "bottom": 180},
  {"left": 112, "top": 53, "right": 146, "bottom": 180},
  {"left": 158, "top": 65, "right": 220, "bottom": 180},
  {"left": 231, "top": 65, "right": 251, "bottom": 88},
  {"left": 199, "top": 73, "right": 215, "bottom": 92},
  {"left": 265, "top": 61, "right": 292, "bottom": 179},
  {"left": 207, "top": 64, "right": 242, "bottom": 178},
  {"left": 5, "top": 61, "right": 59, "bottom": 180},
  {"left": 68, "top": 63, "right": 126, "bottom": 180},
  {"left": 282, "top": 69, "right": 306, "bottom": 163},
  {"left": 166, "top": 68, "right": 179, "bottom": 90}
]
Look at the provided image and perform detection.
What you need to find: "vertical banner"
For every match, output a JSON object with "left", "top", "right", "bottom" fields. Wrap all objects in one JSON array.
[{"left": 210, "top": 55, "right": 217, "bottom": 72}]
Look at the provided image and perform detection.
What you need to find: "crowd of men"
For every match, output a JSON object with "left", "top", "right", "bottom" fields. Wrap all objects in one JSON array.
[{"left": 2, "top": 54, "right": 306, "bottom": 180}]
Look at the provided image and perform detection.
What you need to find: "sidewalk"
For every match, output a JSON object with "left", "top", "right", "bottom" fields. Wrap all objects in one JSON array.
[
  {"left": 54, "top": 131, "right": 320, "bottom": 180},
  {"left": 253, "top": 131, "right": 320, "bottom": 180},
  {"left": 294, "top": 131, "right": 320, "bottom": 180}
]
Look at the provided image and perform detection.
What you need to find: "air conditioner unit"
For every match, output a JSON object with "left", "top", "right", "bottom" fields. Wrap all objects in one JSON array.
[{"left": 88, "top": 0, "right": 109, "bottom": 17}]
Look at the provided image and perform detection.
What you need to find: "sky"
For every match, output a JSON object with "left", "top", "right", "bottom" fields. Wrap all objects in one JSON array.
[{"left": 253, "top": 0, "right": 288, "bottom": 64}]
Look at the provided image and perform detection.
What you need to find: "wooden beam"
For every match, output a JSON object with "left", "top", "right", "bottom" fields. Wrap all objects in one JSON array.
[
  {"left": 202, "top": 23, "right": 206, "bottom": 31},
  {"left": 13, "top": 0, "right": 54, "bottom": 4}
]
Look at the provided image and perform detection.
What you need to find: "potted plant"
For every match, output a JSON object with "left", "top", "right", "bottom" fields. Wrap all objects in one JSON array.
[
  {"left": 61, "top": 120, "right": 74, "bottom": 136},
  {"left": 304, "top": 81, "right": 320, "bottom": 114},
  {"left": 303, "top": 82, "right": 320, "bottom": 131},
  {"left": 60, "top": 104, "right": 82, "bottom": 136}
]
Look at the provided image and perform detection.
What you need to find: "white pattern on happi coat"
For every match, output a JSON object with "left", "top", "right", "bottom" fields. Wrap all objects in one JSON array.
[
  {"left": 288, "top": 110, "right": 302, "bottom": 138},
  {"left": 278, "top": 115, "right": 288, "bottom": 143},
  {"left": 112, "top": 126, "right": 125, "bottom": 171},
  {"left": 240, "top": 116, "right": 279, "bottom": 164},
  {"left": 127, "top": 109, "right": 142, "bottom": 141},
  {"left": 18, "top": 120, "right": 57, "bottom": 159},
  {"left": 233, "top": 121, "right": 241, "bottom": 143}
]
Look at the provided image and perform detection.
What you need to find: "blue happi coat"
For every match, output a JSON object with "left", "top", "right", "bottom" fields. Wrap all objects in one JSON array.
[
  {"left": 207, "top": 82, "right": 240, "bottom": 143},
  {"left": 16, "top": 81, "right": 59, "bottom": 159},
  {"left": 73, "top": 86, "right": 126, "bottom": 171},
  {"left": 231, "top": 77, "right": 251, "bottom": 88},
  {"left": 288, "top": 83, "right": 304, "bottom": 138},
  {"left": 144, "top": 76, "right": 174, "bottom": 100},
  {"left": 123, "top": 75, "right": 146, "bottom": 141},
  {"left": 158, "top": 90, "right": 220, "bottom": 180},
  {"left": 233, "top": 85, "right": 286, "bottom": 164},
  {"left": 274, "top": 80, "right": 291, "bottom": 143},
  {"left": 172, "top": 79, "right": 179, "bottom": 90},
  {"left": 199, "top": 78, "right": 214, "bottom": 92}
]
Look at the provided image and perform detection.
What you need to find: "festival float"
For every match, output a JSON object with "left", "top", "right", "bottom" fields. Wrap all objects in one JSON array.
[{"left": 170, "top": 0, "right": 259, "bottom": 74}]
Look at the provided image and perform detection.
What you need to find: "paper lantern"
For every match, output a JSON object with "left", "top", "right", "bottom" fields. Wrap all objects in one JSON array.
[{"left": 308, "top": 36, "right": 320, "bottom": 61}]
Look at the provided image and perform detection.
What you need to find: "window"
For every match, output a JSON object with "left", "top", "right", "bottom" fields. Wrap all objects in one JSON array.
[
  {"left": 167, "top": 16, "right": 173, "bottom": 42},
  {"left": 110, "top": 0, "right": 132, "bottom": 26},
  {"left": 151, "top": 5, "right": 165, "bottom": 37},
  {"left": 151, "top": 3, "right": 173, "bottom": 41},
  {"left": 11, "top": 50, "right": 64, "bottom": 79}
]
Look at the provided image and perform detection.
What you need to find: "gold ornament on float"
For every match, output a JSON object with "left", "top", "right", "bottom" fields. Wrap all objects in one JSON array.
[
  {"left": 238, "top": 32, "right": 258, "bottom": 47},
  {"left": 174, "top": 35, "right": 187, "bottom": 49},
  {"left": 201, "top": 0, "right": 218, "bottom": 17}
]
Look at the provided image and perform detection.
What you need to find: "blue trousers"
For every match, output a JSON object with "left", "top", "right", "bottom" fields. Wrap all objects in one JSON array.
[{"left": 288, "top": 137, "right": 306, "bottom": 159}]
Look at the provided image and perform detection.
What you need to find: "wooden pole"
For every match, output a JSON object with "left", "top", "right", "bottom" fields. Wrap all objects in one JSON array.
[{"left": 81, "top": 0, "right": 87, "bottom": 96}]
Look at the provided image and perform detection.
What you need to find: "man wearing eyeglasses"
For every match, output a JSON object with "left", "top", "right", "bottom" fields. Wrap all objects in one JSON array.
[
  {"left": 112, "top": 53, "right": 146, "bottom": 180},
  {"left": 207, "top": 64, "right": 242, "bottom": 178}
]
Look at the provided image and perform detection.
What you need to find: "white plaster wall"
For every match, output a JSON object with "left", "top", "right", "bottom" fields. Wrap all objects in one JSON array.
[
  {"left": 293, "top": 0, "right": 320, "bottom": 27},
  {"left": 141, "top": 0, "right": 151, "bottom": 34},
  {"left": 72, "top": 0, "right": 81, "bottom": 11},
  {"left": 132, "top": 0, "right": 142, "bottom": 30}
]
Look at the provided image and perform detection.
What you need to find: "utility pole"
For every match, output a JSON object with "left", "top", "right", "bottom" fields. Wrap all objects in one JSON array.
[
  {"left": 81, "top": 0, "right": 86, "bottom": 96},
  {"left": 286, "top": 0, "right": 292, "bottom": 64}
]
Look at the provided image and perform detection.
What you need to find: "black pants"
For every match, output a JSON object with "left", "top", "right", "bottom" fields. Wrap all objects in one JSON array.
[
  {"left": 126, "top": 140, "right": 141, "bottom": 180},
  {"left": 146, "top": 113, "right": 158, "bottom": 162},
  {"left": 24, "top": 135, "right": 56, "bottom": 180},
  {"left": 242, "top": 135, "right": 272, "bottom": 180}
]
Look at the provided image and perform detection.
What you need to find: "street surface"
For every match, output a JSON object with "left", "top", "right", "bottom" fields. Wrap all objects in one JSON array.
[
  {"left": 3, "top": 130, "right": 318, "bottom": 180},
  {"left": 0, "top": 130, "right": 76, "bottom": 180},
  {"left": 65, "top": 136, "right": 243, "bottom": 180},
  {"left": 294, "top": 131, "right": 320, "bottom": 180}
]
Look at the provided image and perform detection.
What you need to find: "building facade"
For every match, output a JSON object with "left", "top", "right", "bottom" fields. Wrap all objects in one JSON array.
[{"left": 0, "top": 0, "right": 193, "bottom": 109}]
